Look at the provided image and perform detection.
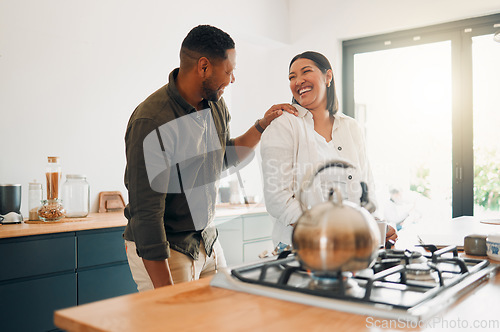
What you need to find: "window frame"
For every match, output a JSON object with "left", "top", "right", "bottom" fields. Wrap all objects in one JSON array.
[{"left": 342, "top": 13, "right": 500, "bottom": 218}]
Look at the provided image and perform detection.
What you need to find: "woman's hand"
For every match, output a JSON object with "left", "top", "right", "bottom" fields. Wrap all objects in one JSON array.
[
  {"left": 386, "top": 224, "right": 398, "bottom": 243},
  {"left": 259, "top": 104, "right": 298, "bottom": 129}
]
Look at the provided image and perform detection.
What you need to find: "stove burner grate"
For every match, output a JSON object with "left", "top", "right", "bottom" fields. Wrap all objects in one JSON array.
[{"left": 230, "top": 245, "right": 492, "bottom": 311}]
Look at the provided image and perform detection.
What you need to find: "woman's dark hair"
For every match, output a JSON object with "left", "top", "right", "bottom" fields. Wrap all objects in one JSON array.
[{"left": 289, "top": 51, "right": 339, "bottom": 115}]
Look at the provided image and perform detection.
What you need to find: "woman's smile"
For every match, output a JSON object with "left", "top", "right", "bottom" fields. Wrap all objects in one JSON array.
[{"left": 298, "top": 86, "right": 312, "bottom": 97}]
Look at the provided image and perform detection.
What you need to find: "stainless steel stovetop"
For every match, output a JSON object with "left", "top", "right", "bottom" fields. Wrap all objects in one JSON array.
[{"left": 210, "top": 246, "right": 498, "bottom": 322}]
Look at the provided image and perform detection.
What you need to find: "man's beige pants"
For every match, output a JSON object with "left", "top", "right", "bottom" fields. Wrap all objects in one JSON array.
[{"left": 125, "top": 239, "right": 227, "bottom": 292}]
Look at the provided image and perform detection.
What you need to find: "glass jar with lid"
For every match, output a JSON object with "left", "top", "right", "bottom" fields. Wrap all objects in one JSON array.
[
  {"left": 28, "top": 181, "right": 43, "bottom": 221},
  {"left": 62, "top": 174, "right": 90, "bottom": 218}
]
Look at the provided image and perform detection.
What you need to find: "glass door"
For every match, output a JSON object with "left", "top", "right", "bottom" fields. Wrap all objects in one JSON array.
[
  {"left": 344, "top": 14, "right": 500, "bottom": 223},
  {"left": 353, "top": 41, "right": 453, "bottom": 228},
  {"left": 472, "top": 33, "right": 500, "bottom": 219}
]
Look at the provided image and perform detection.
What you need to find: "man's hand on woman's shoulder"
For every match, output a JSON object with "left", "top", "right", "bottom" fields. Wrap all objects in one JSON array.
[{"left": 260, "top": 104, "right": 298, "bottom": 129}]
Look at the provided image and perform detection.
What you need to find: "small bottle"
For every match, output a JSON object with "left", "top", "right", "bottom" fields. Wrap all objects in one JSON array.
[
  {"left": 46, "top": 156, "right": 62, "bottom": 200},
  {"left": 62, "top": 174, "right": 90, "bottom": 218},
  {"left": 28, "top": 181, "right": 43, "bottom": 221}
]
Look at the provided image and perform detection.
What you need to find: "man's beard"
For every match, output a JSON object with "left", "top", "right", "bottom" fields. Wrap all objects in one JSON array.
[{"left": 201, "top": 76, "right": 221, "bottom": 102}]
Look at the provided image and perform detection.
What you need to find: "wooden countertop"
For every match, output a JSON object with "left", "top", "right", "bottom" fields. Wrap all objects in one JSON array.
[
  {"left": 0, "top": 204, "right": 268, "bottom": 239},
  {"left": 213, "top": 203, "right": 267, "bottom": 218},
  {"left": 55, "top": 277, "right": 371, "bottom": 332},
  {"left": 54, "top": 216, "right": 500, "bottom": 332},
  {"left": 0, "top": 212, "right": 128, "bottom": 239},
  {"left": 54, "top": 265, "right": 500, "bottom": 332}
]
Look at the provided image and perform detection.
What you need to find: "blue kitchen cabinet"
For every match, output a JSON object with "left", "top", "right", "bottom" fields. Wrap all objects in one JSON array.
[
  {"left": 77, "top": 228, "right": 129, "bottom": 268},
  {"left": 0, "top": 233, "right": 77, "bottom": 332},
  {"left": 0, "top": 273, "right": 77, "bottom": 332},
  {"left": 76, "top": 227, "right": 137, "bottom": 305},
  {"left": 0, "top": 226, "right": 137, "bottom": 331},
  {"left": 78, "top": 263, "right": 136, "bottom": 305}
]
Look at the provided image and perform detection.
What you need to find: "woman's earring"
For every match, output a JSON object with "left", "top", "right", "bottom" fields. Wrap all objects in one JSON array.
[{"left": 327, "top": 82, "right": 331, "bottom": 87}]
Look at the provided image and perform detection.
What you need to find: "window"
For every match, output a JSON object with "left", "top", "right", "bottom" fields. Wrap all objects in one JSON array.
[
  {"left": 472, "top": 32, "right": 500, "bottom": 218},
  {"left": 343, "top": 14, "right": 500, "bottom": 225}
]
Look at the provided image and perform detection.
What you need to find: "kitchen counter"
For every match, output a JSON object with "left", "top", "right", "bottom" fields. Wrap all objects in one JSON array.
[
  {"left": 214, "top": 203, "right": 267, "bottom": 218},
  {"left": 54, "top": 216, "right": 500, "bottom": 332},
  {"left": 54, "top": 266, "right": 500, "bottom": 332},
  {"left": 1, "top": 203, "right": 269, "bottom": 331},
  {"left": 0, "top": 202, "right": 272, "bottom": 329},
  {"left": 0, "top": 204, "right": 267, "bottom": 239},
  {"left": 0, "top": 212, "right": 127, "bottom": 239},
  {"left": 0, "top": 212, "right": 135, "bottom": 331}
]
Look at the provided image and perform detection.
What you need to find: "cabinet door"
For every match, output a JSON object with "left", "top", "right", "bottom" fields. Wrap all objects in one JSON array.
[
  {"left": 78, "top": 263, "right": 137, "bottom": 305},
  {"left": 0, "top": 273, "right": 76, "bottom": 332},
  {"left": 243, "top": 239, "right": 274, "bottom": 263},
  {"left": 77, "top": 227, "right": 127, "bottom": 268},
  {"left": 216, "top": 217, "right": 243, "bottom": 266},
  {"left": 242, "top": 214, "right": 273, "bottom": 241},
  {"left": 0, "top": 233, "right": 76, "bottom": 282}
]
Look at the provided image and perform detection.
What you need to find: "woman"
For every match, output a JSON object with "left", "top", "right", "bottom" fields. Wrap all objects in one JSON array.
[{"left": 261, "top": 51, "right": 396, "bottom": 248}]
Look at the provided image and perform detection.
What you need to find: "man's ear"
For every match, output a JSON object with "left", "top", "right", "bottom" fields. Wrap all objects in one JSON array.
[{"left": 198, "top": 57, "right": 211, "bottom": 78}]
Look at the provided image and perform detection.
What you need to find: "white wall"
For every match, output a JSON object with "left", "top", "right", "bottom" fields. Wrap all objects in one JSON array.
[
  {"left": 2, "top": 0, "right": 499, "bottom": 216},
  {"left": 0, "top": 0, "right": 291, "bottom": 215}
]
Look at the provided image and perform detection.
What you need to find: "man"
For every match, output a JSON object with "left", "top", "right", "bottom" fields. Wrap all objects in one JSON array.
[{"left": 123, "top": 25, "right": 296, "bottom": 291}]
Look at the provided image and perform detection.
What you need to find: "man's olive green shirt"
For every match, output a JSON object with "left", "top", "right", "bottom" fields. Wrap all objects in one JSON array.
[{"left": 123, "top": 68, "right": 236, "bottom": 261}]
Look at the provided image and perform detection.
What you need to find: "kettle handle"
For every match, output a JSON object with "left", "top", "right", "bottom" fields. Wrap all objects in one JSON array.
[{"left": 298, "top": 159, "right": 355, "bottom": 213}]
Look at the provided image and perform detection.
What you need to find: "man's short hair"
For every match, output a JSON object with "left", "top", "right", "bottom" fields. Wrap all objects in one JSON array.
[{"left": 181, "top": 25, "right": 235, "bottom": 63}]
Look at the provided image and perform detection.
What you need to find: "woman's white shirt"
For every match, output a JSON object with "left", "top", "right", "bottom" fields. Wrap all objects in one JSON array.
[{"left": 260, "top": 104, "right": 376, "bottom": 246}]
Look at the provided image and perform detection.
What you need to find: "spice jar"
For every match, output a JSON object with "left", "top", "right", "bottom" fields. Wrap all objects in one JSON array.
[
  {"left": 38, "top": 199, "right": 65, "bottom": 222},
  {"left": 62, "top": 174, "right": 90, "bottom": 218},
  {"left": 28, "top": 181, "right": 43, "bottom": 221}
]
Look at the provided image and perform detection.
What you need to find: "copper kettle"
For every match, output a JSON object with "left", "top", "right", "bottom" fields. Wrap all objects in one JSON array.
[{"left": 291, "top": 160, "right": 380, "bottom": 274}]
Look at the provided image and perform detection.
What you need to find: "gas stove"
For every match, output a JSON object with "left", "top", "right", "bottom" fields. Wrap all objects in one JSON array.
[{"left": 210, "top": 246, "right": 498, "bottom": 322}]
